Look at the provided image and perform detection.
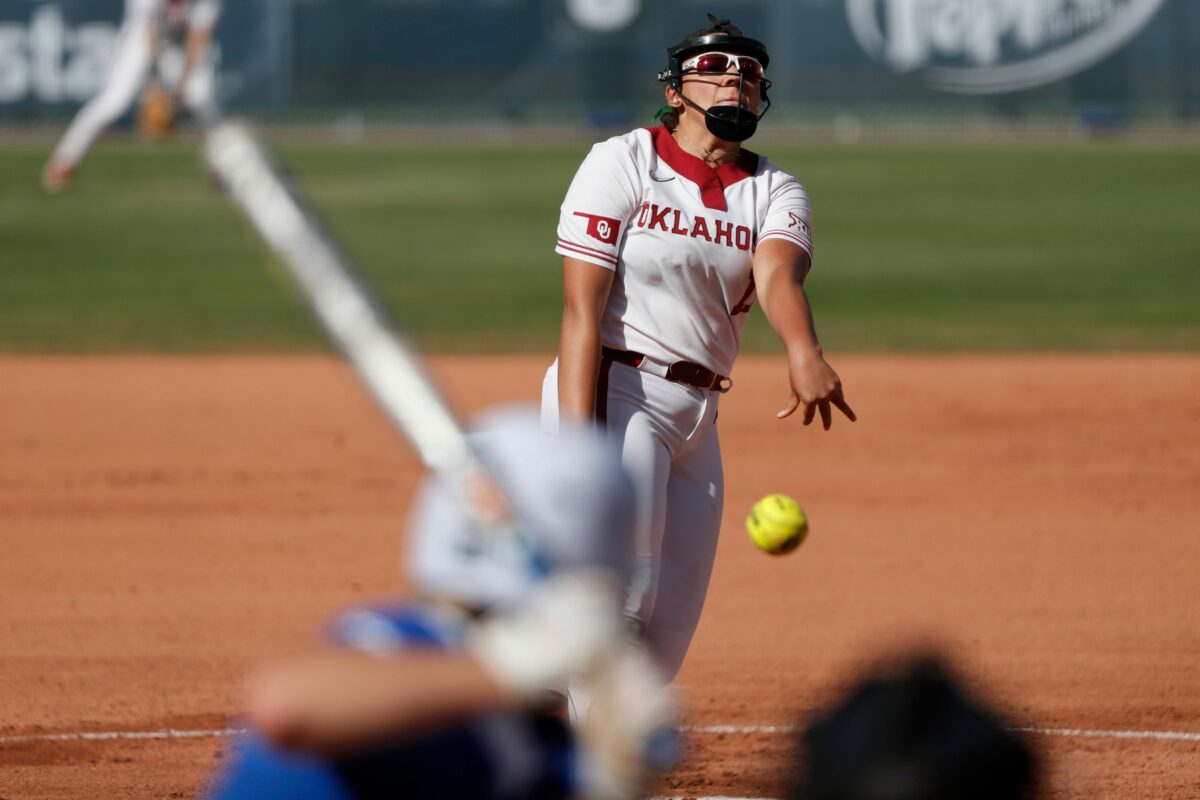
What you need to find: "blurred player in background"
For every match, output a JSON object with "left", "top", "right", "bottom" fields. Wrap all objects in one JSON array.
[
  {"left": 42, "top": 0, "right": 222, "bottom": 192},
  {"left": 544, "top": 15, "right": 855, "bottom": 686},
  {"left": 204, "top": 409, "right": 677, "bottom": 800}
]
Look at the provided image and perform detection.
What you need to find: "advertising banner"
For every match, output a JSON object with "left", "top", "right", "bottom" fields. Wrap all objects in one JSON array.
[{"left": 1, "top": 0, "right": 1193, "bottom": 122}]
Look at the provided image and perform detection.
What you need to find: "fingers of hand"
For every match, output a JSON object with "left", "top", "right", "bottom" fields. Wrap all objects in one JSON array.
[
  {"left": 777, "top": 393, "right": 799, "bottom": 419},
  {"left": 832, "top": 392, "right": 857, "bottom": 422},
  {"left": 798, "top": 389, "right": 855, "bottom": 429}
]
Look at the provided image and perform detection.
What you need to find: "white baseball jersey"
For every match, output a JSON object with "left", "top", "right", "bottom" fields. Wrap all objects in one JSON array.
[
  {"left": 128, "top": 0, "right": 221, "bottom": 34},
  {"left": 162, "top": 0, "right": 222, "bottom": 41},
  {"left": 51, "top": 0, "right": 221, "bottom": 168},
  {"left": 555, "top": 125, "right": 814, "bottom": 377}
]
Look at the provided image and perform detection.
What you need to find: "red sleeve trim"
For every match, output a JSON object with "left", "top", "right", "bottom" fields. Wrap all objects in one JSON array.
[
  {"left": 557, "top": 238, "right": 618, "bottom": 266},
  {"left": 759, "top": 229, "right": 813, "bottom": 252}
]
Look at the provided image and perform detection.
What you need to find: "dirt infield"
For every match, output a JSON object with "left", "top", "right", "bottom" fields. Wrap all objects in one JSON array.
[{"left": 2, "top": 354, "right": 1198, "bottom": 799}]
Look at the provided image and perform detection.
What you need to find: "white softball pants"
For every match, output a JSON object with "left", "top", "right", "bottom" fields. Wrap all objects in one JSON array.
[
  {"left": 52, "top": 16, "right": 218, "bottom": 168},
  {"left": 542, "top": 357, "right": 724, "bottom": 681}
]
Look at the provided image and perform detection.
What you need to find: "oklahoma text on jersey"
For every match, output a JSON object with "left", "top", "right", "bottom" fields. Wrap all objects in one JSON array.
[
  {"left": 554, "top": 125, "right": 813, "bottom": 378},
  {"left": 635, "top": 204, "right": 754, "bottom": 251}
]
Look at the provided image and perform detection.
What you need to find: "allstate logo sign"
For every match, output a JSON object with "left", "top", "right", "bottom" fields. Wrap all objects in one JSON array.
[
  {"left": 0, "top": 5, "right": 118, "bottom": 103},
  {"left": 846, "top": 0, "right": 1166, "bottom": 94}
]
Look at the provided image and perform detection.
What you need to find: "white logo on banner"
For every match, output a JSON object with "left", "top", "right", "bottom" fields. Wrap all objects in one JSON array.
[
  {"left": 0, "top": 5, "right": 117, "bottom": 103},
  {"left": 846, "top": 0, "right": 1166, "bottom": 94},
  {"left": 566, "top": 0, "right": 641, "bottom": 33}
]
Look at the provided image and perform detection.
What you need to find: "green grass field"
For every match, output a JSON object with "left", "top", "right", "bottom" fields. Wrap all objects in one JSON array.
[{"left": 1, "top": 135, "right": 1197, "bottom": 353}]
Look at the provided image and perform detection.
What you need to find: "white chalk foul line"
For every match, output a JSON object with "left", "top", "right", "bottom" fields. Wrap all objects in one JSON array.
[
  {"left": 3, "top": 723, "right": 1199, "bottom": 746},
  {"left": 0, "top": 727, "right": 247, "bottom": 744},
  {"left": 1011, "top": 726, "right": 1200, "bottom": 742},
  {"left": 682, "top": 724, "right": 1200, "bottom": 742}
]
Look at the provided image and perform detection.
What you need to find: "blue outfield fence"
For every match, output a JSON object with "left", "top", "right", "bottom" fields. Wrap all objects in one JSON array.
[{"left": 1, "top": 0, "right": 1197, "bottom": 127}]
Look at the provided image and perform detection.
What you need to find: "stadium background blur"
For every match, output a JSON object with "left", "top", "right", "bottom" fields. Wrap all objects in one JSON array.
[
  {"left": 1, "top": 0, "right": 1198, "bottom": 357},
  {"left": 3, "top": 1, "right": 1199, "bottom": 125},
  {"left": 2, "top": 1, "right": 1198, "bottom": 359}
]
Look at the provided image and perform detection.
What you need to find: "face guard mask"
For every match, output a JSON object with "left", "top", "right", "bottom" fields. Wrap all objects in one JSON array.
[
  {"left": 657, "top": 19, "right": 774, "bottom": 143},
  {"left": 680, "top": 52, "right": 771, "bottom": 142}
]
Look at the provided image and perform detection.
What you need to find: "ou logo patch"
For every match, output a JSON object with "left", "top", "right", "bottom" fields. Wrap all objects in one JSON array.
[
  {"left": 845, "top": 0, "right": 1165, "bottom": 94},
  {"left": 574, "top": 212, "right": 622, "bottom": 246}
]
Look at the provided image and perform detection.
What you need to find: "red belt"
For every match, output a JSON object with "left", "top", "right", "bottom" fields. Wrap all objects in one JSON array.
[{"left": 601, "top": 347, "right": 731, "bottom": 393}]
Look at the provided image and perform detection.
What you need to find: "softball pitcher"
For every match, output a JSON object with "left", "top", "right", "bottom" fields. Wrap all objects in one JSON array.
[
  {"left": 543, "top": 16, "right": 855, "bottom": 682},
  {"left": 42, "top": 0, "right": 221, "bottom": 191}
]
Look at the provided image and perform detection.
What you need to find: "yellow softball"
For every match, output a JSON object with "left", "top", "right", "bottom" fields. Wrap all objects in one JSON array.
[{"left": 746, "top": 493, "right": 808, "bottom": 555}]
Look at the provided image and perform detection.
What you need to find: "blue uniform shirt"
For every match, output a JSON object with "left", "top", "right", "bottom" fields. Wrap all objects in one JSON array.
[{"left": 205, "top": 602, "right": 578, "bottom": 800}]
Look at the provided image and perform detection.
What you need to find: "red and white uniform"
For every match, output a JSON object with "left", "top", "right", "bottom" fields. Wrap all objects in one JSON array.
[
  {"left": 50, "top": 0, "right": 222, "bottom": 169},
  {"left": 542, "top": 125, "right": 814, "bottom": 680},
  {"left": 161, "top": 0, "right": 221, "bottom": 46}
]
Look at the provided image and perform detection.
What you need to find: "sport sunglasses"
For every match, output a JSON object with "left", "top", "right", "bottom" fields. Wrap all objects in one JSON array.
[{"left": 681, "top": 51, "right": 765, "bottom": 81}]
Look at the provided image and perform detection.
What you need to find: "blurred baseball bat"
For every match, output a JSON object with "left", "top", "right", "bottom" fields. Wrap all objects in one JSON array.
[{"left": 202, "top": 121, "right": 480, "bottom": 485}]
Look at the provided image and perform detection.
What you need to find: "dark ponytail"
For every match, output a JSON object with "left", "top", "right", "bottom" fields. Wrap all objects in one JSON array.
[{"left": 655, "top": 105, "right": 680, "bottom": 130}]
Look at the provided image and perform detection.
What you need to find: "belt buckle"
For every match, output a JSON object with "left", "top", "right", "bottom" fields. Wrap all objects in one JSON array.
[{"left": 667, "top": 361, "right": 709, "bottom": 390}]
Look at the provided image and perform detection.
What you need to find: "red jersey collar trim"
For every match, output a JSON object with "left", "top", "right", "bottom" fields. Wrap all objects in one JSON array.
[{"left": 647, "top": 125, "right": 759, "bottom": 212}]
